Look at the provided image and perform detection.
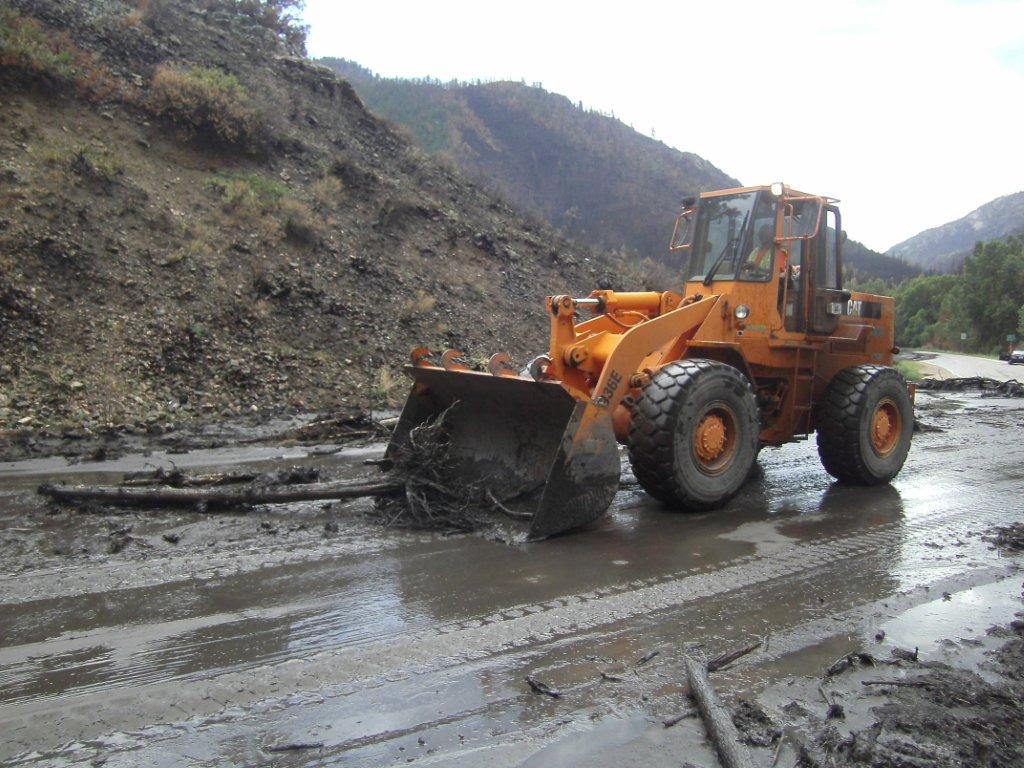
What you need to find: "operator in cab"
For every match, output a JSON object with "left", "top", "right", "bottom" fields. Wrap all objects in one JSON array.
[{"left": 741, "top": 224, "right": 775, "bottom": 278}]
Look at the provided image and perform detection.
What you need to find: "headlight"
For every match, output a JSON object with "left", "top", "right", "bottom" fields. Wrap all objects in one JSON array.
[
  {"left": 734, "top": 304, "right": 750, "bottom": 320},
  {"left": 770, "top": 181, "right": 785, "bottom": 197}
]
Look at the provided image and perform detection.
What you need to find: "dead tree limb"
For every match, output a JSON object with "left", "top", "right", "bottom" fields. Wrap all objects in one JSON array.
[
  {"left": 683, "top": 655, "right": 755, "bottom": 768},
  {"left": 121, "top": 470, "right": 259, "bottom": 488},
  {"left": 39, "top": 480, "right": 401, "bottom": 509},
  {"left": 707, "top": 640, "right": 762, "bottom": 673}
]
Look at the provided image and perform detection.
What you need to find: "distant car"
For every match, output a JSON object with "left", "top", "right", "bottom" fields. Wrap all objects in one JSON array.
[{"left": 1010, "top": 350, "right": 1024, "bottom": 365}]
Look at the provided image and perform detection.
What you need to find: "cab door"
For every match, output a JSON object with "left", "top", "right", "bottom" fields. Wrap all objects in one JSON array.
[{"left": 808, "top": 205, "right": 847, "bottom": 335}]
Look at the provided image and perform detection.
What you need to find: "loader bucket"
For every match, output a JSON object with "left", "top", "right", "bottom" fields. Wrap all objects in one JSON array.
[{"left": 386, "top": 366, "right": 621, "bottom": 539}]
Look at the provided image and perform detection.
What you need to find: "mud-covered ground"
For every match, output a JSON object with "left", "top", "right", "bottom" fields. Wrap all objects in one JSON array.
[{"left": 1, "top": 390, "right": 1023, "bottom": 767}]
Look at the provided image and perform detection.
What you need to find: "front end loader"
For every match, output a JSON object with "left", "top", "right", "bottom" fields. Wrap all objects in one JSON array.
[{"left": 387, "top": 184, "right": 914, "bottom": 539}]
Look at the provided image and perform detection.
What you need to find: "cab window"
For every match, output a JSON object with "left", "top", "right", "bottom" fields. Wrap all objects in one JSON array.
[
  {"left": 686, "top": 191, "right": 758, "bottom": 282},
  {"left": 737, "top": 194, "right": 777, "bottom": 282},
  {"left": 818, "top": 208, "right": 840, "bottom": 289},
  {"left": 688, "top": 192, "right": 774, "bottom": 282}
]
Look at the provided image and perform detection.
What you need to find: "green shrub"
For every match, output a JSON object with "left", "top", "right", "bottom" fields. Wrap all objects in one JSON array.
[
  {"left": 0, "top": 9, "right": 75, "bottom": 78},
  {"left": 202, "top": 0, "right": 309, "bottom": 53},
  {"left": 279, "top": 198, "right": 321, "bottom": 245},
  {"left": 206, "top": 172, "right": 286, "bottom": 212},
  {"left": 401, "top": 290, "right": 437, "bottom": 318},
  {"left": 71, "top": 149, "right": 124, "bottom": 186},
  {"left": 894, "top": 360, "right": 923, "bottom": 382},
  {"left": 0, "top": 9, "right": 115, "bottom": 97},
  {"left": 149, "top": 65, "right": 264, "bottom": 147}
]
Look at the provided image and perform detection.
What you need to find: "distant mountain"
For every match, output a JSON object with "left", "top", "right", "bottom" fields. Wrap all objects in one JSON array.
[
  {"left": 887, "top": 190, "right": 1024, "bottom": 272},
  {"left": 319, "top": 59, "right": 739, "bottom": 260},
  {"left": 844, "top": 238, "right": 923, "bottom": 285}
]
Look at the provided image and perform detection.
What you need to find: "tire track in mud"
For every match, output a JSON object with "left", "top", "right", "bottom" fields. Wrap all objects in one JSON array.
[
  {"left": 6, "top": 529, "right": 1016, "bottom": 766},
  {"left": 0, "top": 408, "right": 1005, "bottom": 608},
  {"left": 0, "top": 416, "right": 1012, "bottom": 613},
  {"left": 1, "top": 489, "right": 1017, "bottom": 760},
  {"left": 0, "top": 518, "right": 414, "bottom": 606},
  {"left": 0, "top": 467, "right": 999, "bottom": 706}
]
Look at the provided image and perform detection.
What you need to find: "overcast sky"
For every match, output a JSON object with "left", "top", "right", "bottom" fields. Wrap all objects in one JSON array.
[{"left": 303, "top": 0, "right": 1024, "bottom": 252}]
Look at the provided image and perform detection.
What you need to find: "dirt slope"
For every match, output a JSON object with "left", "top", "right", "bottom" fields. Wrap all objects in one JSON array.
[{"left": 0, "top": 0, "right": 626, "bottom": 435}]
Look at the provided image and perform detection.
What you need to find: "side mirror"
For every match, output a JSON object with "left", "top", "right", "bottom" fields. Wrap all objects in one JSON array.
[{"left": 669, "top": 210, "right": 693, "bottom": 251}]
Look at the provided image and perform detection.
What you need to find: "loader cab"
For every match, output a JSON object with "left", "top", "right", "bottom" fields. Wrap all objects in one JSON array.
[{"left": 671, "top": 185, "right": 845, "bottom": 336}]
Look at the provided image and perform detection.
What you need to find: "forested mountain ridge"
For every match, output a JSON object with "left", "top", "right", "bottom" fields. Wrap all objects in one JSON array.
[
  {"left": 318, "top": 58, "right": 740, "bottom": 260},
  {"left": 893, "top": 235, "right": 1024, "bottom": 353},
  {"left": 320, "top": 59, "right": 921, "bottom": 286},
  {"left": 843, "top": 238, "right": 923, "bottom": 286},
  {"left": 887, "top": 190, "right": 1024, "bottom": 272}
]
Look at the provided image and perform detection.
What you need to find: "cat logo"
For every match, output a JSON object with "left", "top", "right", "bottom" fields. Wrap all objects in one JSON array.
[{"left": 847, "top": 299, "right": 863, "bottom": 316}]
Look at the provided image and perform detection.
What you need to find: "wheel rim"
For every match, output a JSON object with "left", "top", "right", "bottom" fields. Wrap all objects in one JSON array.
[
  {"left": 692, "top": 404, "right": 737, "bottom": 475},
  {"left": 869, "top": 397, "right": 901, "bottom": 457}
]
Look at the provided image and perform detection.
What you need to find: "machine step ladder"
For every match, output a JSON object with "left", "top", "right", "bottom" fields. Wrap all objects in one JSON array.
[{"left": 790, "top": 346, "right": 818, "bottom": 437}]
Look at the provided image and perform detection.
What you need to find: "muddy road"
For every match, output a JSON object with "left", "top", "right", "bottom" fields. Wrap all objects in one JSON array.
[{"left": 1, "top": 391, "right": 1023, "bottom": 767}]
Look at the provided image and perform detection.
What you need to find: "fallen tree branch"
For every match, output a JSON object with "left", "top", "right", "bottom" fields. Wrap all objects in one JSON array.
[
  {"left": 707, "top": 640, "right": 762, "bottom": 673},
  {"left": 121, "top": 469, "right": 259, "bottom": 488},
  {"left": 683, "top": 655, "right": 756, "bottom": 768},
  {"left": 264, "top": 741, "right": 324, "bottom": 753},
  {"left": 525, "top": 675, "right": 561, "bottom": 698},
  {"left": 39, "top": 479, "right": 401, "bottom": 509},
  {"left": 916, "top": 376, "right": 1023, "bottom": 397},
  {"left": 662, "top": 709, "right": 697, "bottom": 728}
]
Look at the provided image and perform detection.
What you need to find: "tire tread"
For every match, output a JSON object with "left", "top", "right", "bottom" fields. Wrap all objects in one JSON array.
[
  {"left": 816, "top": 364, "right": 910, "bottom": 484},
  {"left": 627, "top": 359, "right": 758, "bottom": 510}
]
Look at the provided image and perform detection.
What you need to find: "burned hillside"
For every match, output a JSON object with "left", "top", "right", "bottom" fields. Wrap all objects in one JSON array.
[{"left": 0, "top": 0, "right": 625, "bottom": 435}]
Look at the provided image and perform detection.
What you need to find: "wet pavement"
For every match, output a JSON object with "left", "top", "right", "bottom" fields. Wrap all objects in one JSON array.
[
  {"left": 1, "top": 391, "right": 1022, "bottom": 766},
  {"left": 912, "top": 349, "right": 1023, "bottom": 381}
]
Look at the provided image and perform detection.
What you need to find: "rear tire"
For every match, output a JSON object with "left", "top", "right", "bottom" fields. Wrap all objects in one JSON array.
[
  {"left": 816, "top": 365, "right": 913, "bottom": 485},
  {"left": 627, "top": 360, "right": 760, "bottom": 510}
]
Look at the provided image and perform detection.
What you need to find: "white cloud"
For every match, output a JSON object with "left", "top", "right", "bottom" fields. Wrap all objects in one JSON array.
[{"left": 304, "top": 0, "right": 1024, "bottom": 252}]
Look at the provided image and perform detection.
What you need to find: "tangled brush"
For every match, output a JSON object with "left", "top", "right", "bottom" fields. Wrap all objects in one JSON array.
[{"left": 369, "top": 405, "right": 530, "bottom": 533}]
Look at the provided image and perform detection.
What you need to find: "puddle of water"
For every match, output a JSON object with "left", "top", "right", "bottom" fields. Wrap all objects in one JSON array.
[
  {"left": 877, "top": 577, "right": 1024, "bottom": 658},
  {"left": 517, "top": 714, "right": 650, "bottom": 767},
  {"left": 719, "top": 520, "right": 797, "bottom": 556}
]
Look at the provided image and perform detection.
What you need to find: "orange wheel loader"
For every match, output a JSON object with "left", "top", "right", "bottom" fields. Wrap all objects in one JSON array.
[{"left": 386, "top": 184, "right": 914, "bottom": 539}]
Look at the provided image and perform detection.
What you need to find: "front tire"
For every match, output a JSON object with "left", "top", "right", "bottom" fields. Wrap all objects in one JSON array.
[
  {"left": 816, "top": 365, "right": 913, "bottom": 485},
  {"left": 627, "top": 360, "right": 760, "bottom": 511}
]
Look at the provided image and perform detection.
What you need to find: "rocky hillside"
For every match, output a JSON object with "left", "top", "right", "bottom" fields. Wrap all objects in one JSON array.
[
  {"left": 318, "top": 59, "right": 740, "bottom": 260},
  {"left": 0, "top": 0, "right": 629, "bottom": 434},
  {"left": 888, "top": 190, "right": 1024, "bottom": 272}
]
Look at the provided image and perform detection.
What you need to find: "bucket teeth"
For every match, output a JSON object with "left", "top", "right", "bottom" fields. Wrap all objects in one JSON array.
[
  {"left": 487, "top": 353, "right": 518, "bottom": 377},
  {"left": 441, "top": 350, "right": 471, "bottom": 371}
]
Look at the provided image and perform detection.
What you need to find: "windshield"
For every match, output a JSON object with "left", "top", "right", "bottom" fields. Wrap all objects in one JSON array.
[{"left": 687, "top": 192, "right": 758, "bottom": 282}]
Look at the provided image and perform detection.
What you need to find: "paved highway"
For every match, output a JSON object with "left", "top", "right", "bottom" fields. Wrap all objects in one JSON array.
[{"left": 914, "top": 350, "right": 1022, "bottom": 381}]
